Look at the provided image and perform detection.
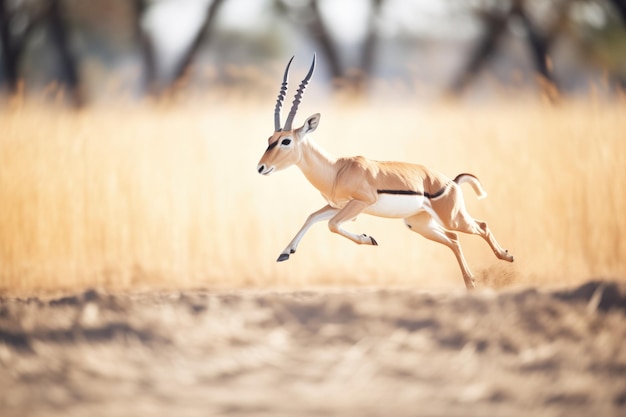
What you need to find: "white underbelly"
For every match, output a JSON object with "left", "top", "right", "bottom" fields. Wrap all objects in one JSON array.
[{"left": 364, "top": 194, "right": 425, "bottom": 218}]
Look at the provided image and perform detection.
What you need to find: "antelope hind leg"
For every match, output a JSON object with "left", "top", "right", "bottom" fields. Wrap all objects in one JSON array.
[
  {"left": 404, "top": 212, "right": 476, "bottom": 289},
  {"left": 434, "top": 186, "right": 514, "bottom": 263}
]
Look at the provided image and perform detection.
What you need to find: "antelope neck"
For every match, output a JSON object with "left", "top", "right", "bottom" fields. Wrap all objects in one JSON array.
[{"left": 296, "top": 139, "right": 338, "bottom": 195}]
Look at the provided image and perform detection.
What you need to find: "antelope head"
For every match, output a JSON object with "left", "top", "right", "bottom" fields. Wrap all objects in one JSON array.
[{"left": 257, "top": 55, "right": 320, "bottom": 176}]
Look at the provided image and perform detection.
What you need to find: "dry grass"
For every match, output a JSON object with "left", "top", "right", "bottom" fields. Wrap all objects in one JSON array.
[{"left": 1, "top": 94, "right": 625, "bottom": 293}]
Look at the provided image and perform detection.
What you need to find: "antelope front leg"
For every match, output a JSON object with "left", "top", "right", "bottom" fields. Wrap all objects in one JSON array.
[
  {"left": 277, "top": 205, "right": 339, "bottom": 262},
  {"left": 328, "top": 199, "right": 379, "bottom": 246}
]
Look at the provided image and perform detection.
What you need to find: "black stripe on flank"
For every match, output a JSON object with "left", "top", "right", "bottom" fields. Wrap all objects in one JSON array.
[
  {"left": 424, "top": 180, "right": 450, "bottom": 200},
  {"left": 378, "top": 181, "right": 452, "bottom": 200},
  {"left": 377, "top": 189, "right": 423, "bottom": 196},
  {"left": 424, "top": 182, "right": 453, "bottom": 199},
  {"left": 424, "top": 188, "right": 445, "bottom": 199}
]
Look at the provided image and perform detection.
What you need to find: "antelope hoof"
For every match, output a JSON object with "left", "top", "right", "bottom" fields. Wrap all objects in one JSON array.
[
  {"left": 277, "top": 253, "right": 290, "bottom": 262},
  {"left": 362, "top": 234, "right": 378, "bottom": 246},
  {"left": 496, "top": 249, "right": 514, "bottom": 263}
]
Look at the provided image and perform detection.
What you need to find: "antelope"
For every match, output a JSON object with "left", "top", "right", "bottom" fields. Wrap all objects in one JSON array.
[{"left": 256, "top": 55, "right": 514, "bottom": 289}]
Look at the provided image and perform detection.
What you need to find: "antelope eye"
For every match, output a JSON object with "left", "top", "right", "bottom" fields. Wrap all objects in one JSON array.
[{"left": 281, "top": 138, "right": 292, "bottom": 146}]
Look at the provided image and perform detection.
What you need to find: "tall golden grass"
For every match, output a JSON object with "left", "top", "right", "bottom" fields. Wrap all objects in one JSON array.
[{"left": 1, "top": 93, "right": 625, "bottom": 293}]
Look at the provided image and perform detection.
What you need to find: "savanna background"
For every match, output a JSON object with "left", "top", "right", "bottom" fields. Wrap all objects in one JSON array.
[{"left": 1, "top": 1, "right": 626, "bottom": 416}]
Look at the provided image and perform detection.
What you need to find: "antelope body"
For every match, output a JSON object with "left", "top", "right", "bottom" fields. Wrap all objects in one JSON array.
[{"left": 257, "top": 55, "right": 514, "bottom": 289}]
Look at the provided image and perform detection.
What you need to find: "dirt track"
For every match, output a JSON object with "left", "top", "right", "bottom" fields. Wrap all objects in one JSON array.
[{"left": 1, "top": 281, "right": 625, "bottom": 417}]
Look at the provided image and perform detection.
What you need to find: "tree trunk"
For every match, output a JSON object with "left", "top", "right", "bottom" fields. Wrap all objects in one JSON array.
[
  {"left": 306, "top": 0, "right": 342, "bottom": 80},
  {"left": 357, "top": 0, "right": 384, "bottom": 91},
  {"left": 449, "top": 0, "right": 564, "bottom": 100},
  {"left": 449, "top": 9, "right": 510, "bottom": 94},
  {"left": 516, "top": 9, "right": 551, "bottom": 80},
  {"left": 0, "top": 0, "right": 19, "bottom": 93},
  {"left": 170, "top": 0, "right": 226, "bottom": 89},
  {"left": 610, "top": 0, "right": 626, "bottom": 25},
  {"left": 48, "top": 0, "right": 84, "bottom": 107},
  {"left": 132, "top": 0, "right": 157, "bottom": 95}
]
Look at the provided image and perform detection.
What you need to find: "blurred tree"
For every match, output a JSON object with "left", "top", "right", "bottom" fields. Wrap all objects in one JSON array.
[
  {"left": 449, "top": 0, "right": 626, "bottom": 99},
  {"left": 133, "top": 0, "right": 227, "bottom": 97},
  {"left": 2, "top": 0, "right": 625, "bottom": 103},
  {"left": 132, "top": 0, "right": 157, "bottom": 95},
  {"left": 449, "top": 0, "right": 567, "bottom": 101},
  {"left": 0, "top": 0, "right": 83, "bottom": 106},
  {"left": 574, "top": 0, "right": 626, "bottom": 88},
  {"left": 171, "top": 0, "right": 225, "bottom": 90},
  {"left": 275, "top": 0, "right": 343, "bottom": 80},
  {"left": 0, "top": 0, "right": 18, "bottom": 93},
  {"left": 275, "top": 0, "right": 385, "bottom": 92},
  {"left": 609, "top": 0, "right": 626, "bottom": 23},
  {"left": 48, "top": 0, "right": 83, "bottom": 106},
  {"left": 356, "top": 0, "right": 383, "bottom": 90}
]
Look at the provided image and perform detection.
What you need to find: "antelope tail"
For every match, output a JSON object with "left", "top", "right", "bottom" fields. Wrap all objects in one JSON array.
[{"left": 454, "top": 173, "right": 488, "bottom": 200}]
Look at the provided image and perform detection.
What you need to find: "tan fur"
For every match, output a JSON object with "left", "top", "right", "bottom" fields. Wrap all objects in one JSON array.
[{"left": 257, "top": 114, "right": 514, "bottom": 289}]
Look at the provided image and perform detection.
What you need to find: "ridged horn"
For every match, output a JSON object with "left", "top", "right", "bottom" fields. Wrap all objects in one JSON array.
[
  {"left": 283, "top": 53, "right": 316, "bottom": 131},
  {"left": 274, "top": 56, "right": 294, "bottom": 132}
]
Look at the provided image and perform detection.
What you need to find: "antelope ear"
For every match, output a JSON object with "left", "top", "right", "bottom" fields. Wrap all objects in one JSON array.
[{"left": 296, "top": 113, "right": 321, "bottom": 139}]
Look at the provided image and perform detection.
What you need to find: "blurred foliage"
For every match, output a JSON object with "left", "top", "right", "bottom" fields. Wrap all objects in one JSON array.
[
  {"left": 572, "top": 1, "right": 626, "bottom": 73},
  {"left": 0, "top": 0, "right": 625, "bottom": 105}
]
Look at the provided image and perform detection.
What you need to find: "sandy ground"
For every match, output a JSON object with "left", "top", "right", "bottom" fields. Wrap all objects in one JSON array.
[{"left": 1, "top": 281, "right": 625, "bottom": 417}]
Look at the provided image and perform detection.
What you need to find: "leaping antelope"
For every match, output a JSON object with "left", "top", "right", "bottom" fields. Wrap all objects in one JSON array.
[{"left": 257, "top": 55, "right": 514, "bottom": 289}]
